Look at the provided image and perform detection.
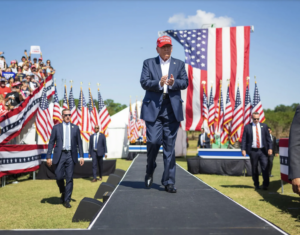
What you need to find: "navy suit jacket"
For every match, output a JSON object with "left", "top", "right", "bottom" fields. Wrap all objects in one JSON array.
[
  {"left": 197, "top": 133, "right": 211, "bottom": 148},
  {"left": 47, "top": 123, "right": 83, "bottom": 165},
  {"left": 140, "top": 56, "right": 188, "bottom": 122},
  {"left": 88, "top": 133, "right": 107, "bottom": 157},
  {"left": 241, "top": 123, "right": 272, "bottom": 155}
]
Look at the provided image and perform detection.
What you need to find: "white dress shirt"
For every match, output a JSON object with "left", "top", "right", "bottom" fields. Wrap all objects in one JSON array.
[
  {"left": 94, "top": 133, "right": 99, "bottom": 150},
  {"left": 252, "top": 123, "right": 264, "bottom": 148},
  {"left": 63, "top": 122, "right": 71, "bottom": 150},
  {"left": 158, "top": 56, "right": 173, "bottom": 93}
]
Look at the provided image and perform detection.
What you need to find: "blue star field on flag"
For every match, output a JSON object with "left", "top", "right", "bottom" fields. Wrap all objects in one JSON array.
[{"left": 252, "top": 83, "right": 261, "bottom": 107}]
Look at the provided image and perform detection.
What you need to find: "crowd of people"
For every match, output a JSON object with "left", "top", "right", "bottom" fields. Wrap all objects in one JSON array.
[{"left": 0, "top": 51, "right": 55, "bottom": 112}]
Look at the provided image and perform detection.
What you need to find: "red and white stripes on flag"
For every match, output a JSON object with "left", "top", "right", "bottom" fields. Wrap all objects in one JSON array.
[
  {"left": 69, "top": 86, "right": 78, "bottom": 126},
  {"left": 230, "top": 86, "right": 243, "bottom": 144},
  {"left": 244, "top": 83, "right": 252, "bottom": 126},
  {"left": 208, "top": 86, "right": 215, "bottom": 142},
  {"left": 63, "top": 85, "right": 69, "bottom": 110},
  {"left": 252, "top": 82, "right": 265, "bottom": 123},
  {"left": 88, "top": 88, "right": 98, "bottom": 133},
  {"left": 77, "top": 88, "right": 91, "bottom": 142},
  {"left": 129, "top": 101, "right": 139, "bottom": 143},
  {"left": 35, "top": 85, "right": 53, "bottom": 143},
  {"left": 279, "top": 138, "right": 290, "bottom": 183},
  {"left": 216, "top": 84, "right": 224, "bottom": 135},
  {"left": 0, "top": 75, "right": 54, "bottom": 144},
  {"left": 141, "top": 119, "right": 147, "bottom": 143},
  {"left": 167, "top": 26, "right": 250, "bottom": 131},
  {"left": 98, "top": 89, "right": 111, "bottom": 133},
  {"left": 53, "top": 85, "right": 62, "bottom": 125},
  {"left": 0, "top": 145, "right": 48, "bottom": 177},
  {"left": 221, "top": 86, "right": 233, "bottom": 144}
]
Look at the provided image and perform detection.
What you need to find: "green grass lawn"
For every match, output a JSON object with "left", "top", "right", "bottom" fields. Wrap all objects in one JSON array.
[
  {"left": 1, "top": 146, "right": 300, "bottom": 234},
  {"left": 0, "top": 159, "right": 132, "bottom": 229}
]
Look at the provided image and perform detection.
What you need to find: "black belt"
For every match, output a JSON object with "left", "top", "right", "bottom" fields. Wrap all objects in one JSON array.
[
  {"left": 62, "top": 149, "right": 71, "bottom": 153},
  {"left": 163, "top": 93, "right": 169, "bottom": 100},
  {"left": 251, "top": 148, "right": 262, "bottom": 151}
]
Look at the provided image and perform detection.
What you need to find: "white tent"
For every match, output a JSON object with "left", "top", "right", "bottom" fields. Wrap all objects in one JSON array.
[{"left": 106, "top": 101, "right": 187, "bottom": 159}]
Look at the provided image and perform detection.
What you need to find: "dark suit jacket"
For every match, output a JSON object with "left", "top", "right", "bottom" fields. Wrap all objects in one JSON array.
[
  {"left": 270, "top": 135, "right": 278, "bottom": 155},
  {"left": 89, "top": 133, "right": 107, "bottom": 157},
  {"left": 197, "top": 133, "right": 210, "bottom": 148},
  {"left": 288, "top": 105, "right": 300, "bottom": 180},
  {"left": 241, "top": 123, "right": 272, "bottom": 155},
  {"left": 47, "top": 123, "right": 83, "bottom": 165},
  {"left": 140, "top": 56, "right": 188, "bottom": 122}
]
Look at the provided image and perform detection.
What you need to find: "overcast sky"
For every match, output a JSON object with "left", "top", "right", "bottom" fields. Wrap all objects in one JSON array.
[{"left": 1, "top": 1, "right": 299, "bottom": 109}]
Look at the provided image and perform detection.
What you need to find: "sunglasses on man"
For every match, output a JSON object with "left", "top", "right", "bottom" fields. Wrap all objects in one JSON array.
[
  {"left": 253, "top": 118, "right": 259, "bottom": 121},
  {"left": 63, "top": 114, "right": 71, "bottom": 117}
]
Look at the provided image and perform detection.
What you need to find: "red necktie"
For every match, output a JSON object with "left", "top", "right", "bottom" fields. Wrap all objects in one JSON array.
[{"left": 256, "top": 124, "right": 260, "bottom": 148}]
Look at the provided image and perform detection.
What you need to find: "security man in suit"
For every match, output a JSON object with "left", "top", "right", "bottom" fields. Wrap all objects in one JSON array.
[
  {"left": 267, "top": 126, "right": 279, "bottom": 177},
  {"left": 140, "top": 36, "right": 188, "bottom": 193},
  {"left": 241, "top": 112, "right": 272, "bottom": 190},
  {"left": 47, "top": 109, "right": 84, "bottom": 208},
  {"left": 197, "top": 128, "right": 211, "bottom": 148},
  {"left": 89, "top": 125, "right": 107, "bottom": 182},
  {"left": 288, "top": 105, "right": 300, "bottom": 195}
]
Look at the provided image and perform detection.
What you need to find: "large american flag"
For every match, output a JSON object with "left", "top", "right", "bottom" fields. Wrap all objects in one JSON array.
[
  {"left": 78, "top": 89, "right": 91, "bottom": 142},
  {"left": 0, "top": 75, "right": 54, "bottom": 144},
  {"left": 208, "top": 86, "right": 215, "bottom": 142},
  {"left": 166, "top": 26, "right": 250, "bottom": 131},
  {"left": 53, "top": 85, "right": 62, "bottom": 125},
  {"left": 252, "top": 82, "right": 265, "bottom": 123},
  {"left": 230, "top": 86, "right": 243, "bottom": 144},
  {"left": 63, "top": 85, "right": 69, "bottom": 110},
  {"left": 89, "top": 88, "right": 98, "bottom": 133},
  {"left": 98, "top": 89, "right": 111, "bottom": 133},
  {"left": 69, "top": 86, "right": 78, "bottom": 125},
  {"left": 35, "top": 85, "right": 53, "bottom": 143}
]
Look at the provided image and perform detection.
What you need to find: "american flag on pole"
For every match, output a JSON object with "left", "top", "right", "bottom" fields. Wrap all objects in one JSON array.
[
  {"left": 216, "top": 84, "right": 224, "bottom": 134},
  {"left": 129, "top": 102, "right": 139, "bottom": 143},
  {"left": 222, "top": 86, "right": 233, "bottom": 144},
  {"left": 0, "top": 75, "right": 54, "bottom": 144},
  {"left": 69, "top": 86, "right": 78, "bottom": 125},
  {"left": 53, "top": 85, "right": 62, "bottom": 125},
  {"left": 63, "top": 85, "right": 69, "bottom": 110},
  {"left": 252, "top": 82, "right": 265, "bottom": 123},
  {"left": 244, "top": 83, "right": 252, "bottom": 126},
  {"left": 166, "top": 26, "right": 250, "bottom": 131},
  {"left": 230, "top": 86, "right": 243, "bottom": 144},
  {"left": 208, "top": 86, "right": 215, "bottom": 142},
  {"left": 78, "top": 88, "right": 91, "bottom": 142},
  {"left": 89, "top": 88, "right": 98, "bottom": 133},
  {"left": 35, "top": 85, "right": 53, "bottom": 143},
  {"left": 127, "top": 100, "right": 132, "bottom": 139},
  {"left": 98, "top": 89, "right": 111, "bottom": 133},
  {"left": 202, "top": 86, "right": 208, "bottom": 121}
]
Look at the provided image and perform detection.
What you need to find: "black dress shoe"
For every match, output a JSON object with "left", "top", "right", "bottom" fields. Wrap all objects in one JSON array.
[
  {"left": 145, "top": 174, "right": 153, "bottom": 188},
  {"left": 63, "top": 201, "right": 72, "bottom": 208},
  {"left": 60, "top": 193, "right": 65, "bottom": 204},
  {"left": 165, "top": 184, "right": 177, "bottom": 193},
  {"left": 255, "top": 186, "right": 261, "bottom": 190}
]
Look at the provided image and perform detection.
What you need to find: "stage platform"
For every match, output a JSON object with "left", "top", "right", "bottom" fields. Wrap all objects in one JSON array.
[{"left": 0, "top": 154, "right": 287, "bottom": 235}]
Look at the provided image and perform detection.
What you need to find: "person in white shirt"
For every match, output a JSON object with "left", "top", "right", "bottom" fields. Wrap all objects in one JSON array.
[
  {"left": 241, "top": 112, "right": 272, "bottom": 190},
  {"left": 88, "top": 125, "right": 108, "bottom": 182},
  {"left": 22, "top": 65, "right": 32, "bottom": 76}
]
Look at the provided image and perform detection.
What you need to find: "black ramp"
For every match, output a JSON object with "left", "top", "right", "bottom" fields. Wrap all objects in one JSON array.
[{"left": 91, "top": 154, "right": 286, "bottom": 235}]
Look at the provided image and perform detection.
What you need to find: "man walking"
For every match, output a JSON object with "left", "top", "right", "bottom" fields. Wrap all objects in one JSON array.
[
  {"left": 47, "top": 109, "right": 84, "bottom": 208},
  {"left": 241, "top": 112, "right": 272, "bottom": 190},
  {"left": 268, "top": 126, "right": 279, "bottom": 177},
  {"left": 140, "top": 36, "right": 188, "bottom": 193},
  {"left": 89, "top": 125, "right": 107, "bottom": 182},
  {"left": 197, "top": 128, "right": 211, "bottom": 149}
]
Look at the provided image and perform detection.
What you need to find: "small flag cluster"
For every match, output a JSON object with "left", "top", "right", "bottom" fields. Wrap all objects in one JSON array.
[
  {"left": 128, "top": 100, "right": 146, "bottom": 144},
  {"left": 202, "top": 81, "right": 265, "bottom": 145},
  {"left": 36, "top": 84, "right": 111, "bottom": 143}
]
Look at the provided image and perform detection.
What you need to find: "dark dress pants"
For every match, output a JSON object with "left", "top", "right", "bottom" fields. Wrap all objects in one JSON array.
[
  {"left": 54, "top": 151, "right": 75, "bottom": 203},
  {"left": 145, "top": 98, "right": 180, "bottom": 186},
  {"left": 92, "top": 152, "right": 104, "bottom": 179},
  {"left": 249, "top": 148, "right": 270, "bottom": 187},
  {"left": 268, "top": 154, "right": 274, "bottom": 176}
]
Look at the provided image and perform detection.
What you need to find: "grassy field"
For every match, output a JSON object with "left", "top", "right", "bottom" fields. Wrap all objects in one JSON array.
[
  {"left": 1, "top": 144, "right": 300, "bottom": 234},
  {"left": 0, "top": 159, "right": 132, "bottom": 229},
  {"left": 179, "top": 140, "right": 300, "bottom": 235}
]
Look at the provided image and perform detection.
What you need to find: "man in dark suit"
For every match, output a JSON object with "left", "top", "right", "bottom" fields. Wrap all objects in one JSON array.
[
  {"left": 267, "top": 126, "right": 279, "bottom": 177},
  {"left": 197, "top": 128, "right": 211, "bottom": 148},
  {"left": 140, "top": 36, "right": 188, "bottom": 193},
  {"left": 241, "top": 112, "right": 272, "bottom": 190},
  {"left": 47, "top": 109, "right": 84, "bottom": 208},
  {"left": 89, "top": 125, "right": 107, "bottom": 182},
  {"left": 288, "top": 105, "right": 300, "bottom": 195}
]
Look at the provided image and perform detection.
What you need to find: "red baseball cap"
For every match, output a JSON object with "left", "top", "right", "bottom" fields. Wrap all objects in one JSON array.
[
  {"left": 157, "top": 36, "right": 172, "bottom": 48},
  {"left": 39, "top": 58, "right": 42, "bottom": 61},
  {"left": 12, "top": 82, "right": 21, "bottom": 87}
]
